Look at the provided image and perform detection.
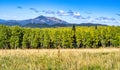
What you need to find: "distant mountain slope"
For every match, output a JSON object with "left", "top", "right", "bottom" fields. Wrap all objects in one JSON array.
[
  {"left": 0, "top": 15, "right": 107, "bottom": 27},
  {"left": 23, "top": 23, "right": 107, "bottom": 28},
  {"left": 0, "top": 15, "right": 68, "bottom": 25},
  {"left": 73, "top": 23, "right": 107, "bottom": 26},
  {"left": 31, "top": 15, "right": 68, "bottom": 25},
  {"left": 0, "top": 19, "right": 6, "bottom": 23}
]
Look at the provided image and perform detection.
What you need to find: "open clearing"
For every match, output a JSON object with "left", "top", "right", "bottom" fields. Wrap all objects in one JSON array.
[{"left": 0, "top": 48, "right": 120, "bottom": 70}]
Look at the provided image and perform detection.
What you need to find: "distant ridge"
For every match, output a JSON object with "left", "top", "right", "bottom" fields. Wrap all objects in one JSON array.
[
  {"left": 0, "top": 15, "right": 68, "bottom": 25},
  {"left": 0, "top": 15, "right": 107, "bottom": 27},
  {"left": 73, "top": 23, "right": 107, "bottom": 26}
]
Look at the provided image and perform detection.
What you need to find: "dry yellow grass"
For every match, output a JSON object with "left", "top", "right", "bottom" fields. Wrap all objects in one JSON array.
[
  {"left": 0, "top": 48, "right": 120, "bottom": 70},
  {"left": 0, "top": 48, "right": 119, "bottom": 56}
]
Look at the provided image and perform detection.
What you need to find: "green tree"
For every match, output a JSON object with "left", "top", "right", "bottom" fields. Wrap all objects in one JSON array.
[
  {"left": 72, "top": 25, "right": 77, "bottom": 48},
  {"left": 10, "top": 26, "right": 23, "bottom": 49},
  {"left": 0, "top": 25, "right": 11, "bottom": 49},
  {"left": 22, "top": 28, "right": 32, "bottom": 49}
]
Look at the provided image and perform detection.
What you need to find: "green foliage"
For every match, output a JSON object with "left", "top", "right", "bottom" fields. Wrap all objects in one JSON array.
[
  {"left": 22, "top": 28, "right": 32, "bottom": 48},
  {"left": 0, "top": 25, "right": 11, "bottom": 49},
  {"left": 10, "top": 26, "right": 23, "bottom": 49},
  {"left": 0, "top": 25, "right": 120, "bottom": 49}
]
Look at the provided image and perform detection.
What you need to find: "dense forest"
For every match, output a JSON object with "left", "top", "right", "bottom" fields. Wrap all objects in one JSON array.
[{"left": 0, "top": 25, "right": 120, "bottom": 49}]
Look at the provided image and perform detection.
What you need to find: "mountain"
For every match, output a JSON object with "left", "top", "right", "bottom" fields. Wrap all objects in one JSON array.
[
  {"left": 0, "top": 15, "right": 107, "bottom": 27},
  {"left": 0, "top": 19, "right": 6, "bottom": 23},
  {"left": 0, "top": 15, "right": 68, "bottom": 26},
  {"left": 30, "top": 15, "right": 68, "bottom": 25}
]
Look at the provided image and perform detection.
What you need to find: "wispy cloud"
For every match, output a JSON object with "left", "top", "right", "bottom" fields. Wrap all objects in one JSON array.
[
  {"left": 55, "top": 10, "right": 88, "bottom": 20},
  {"left": 74, "top": 16, "right": 86, "bottom": 19},
  {"left": 30, "top": 8, "right": 39, "bottom": 13},
  {"left": 75, "top": 16, "right": 119, "bottom": 24},
  {"left": 17, "top": 6, "right": 23, "bottom": 9},
  {"left": 42, "top": 10, "right": 55, "bottom": 14},
  {"left": 116, "top": 13, "right": 120, "bottom": 16},
  {"left": 89, "top": 16, "right": 119, "bottom": 24},
  {"left": 67, "top": 10, "right": 74, "bottom": 15},
  {"left": 73, "top": 12, "right": 81, "bottom": 16},
  {"left": 73, "top": 12, "right": 81, "bottom": 19},
  {"left": 57, "top": 10, "right": 69, "bottom": 16},
  {"left": 56, "top": 10, "right": 82, "bottom": 17},
  {"left": 85, "top": 12, "right": 92, "bottom": 14},
  {"left": 95, "top": 17, "right": 116, "bottom": 21}
]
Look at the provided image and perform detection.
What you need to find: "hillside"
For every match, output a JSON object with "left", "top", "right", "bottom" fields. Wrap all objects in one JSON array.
[{"left": 0, "top": 15, "right": 107, "bottom": 27}]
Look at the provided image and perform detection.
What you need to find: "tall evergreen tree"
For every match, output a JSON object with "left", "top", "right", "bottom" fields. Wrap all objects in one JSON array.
[{"left": 72, "top": 25, "right": 77, "bottom": 48}]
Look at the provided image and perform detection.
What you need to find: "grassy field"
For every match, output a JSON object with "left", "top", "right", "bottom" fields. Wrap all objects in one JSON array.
[{"left": 0, "top": 48, "right": 120, "bottom": 70}]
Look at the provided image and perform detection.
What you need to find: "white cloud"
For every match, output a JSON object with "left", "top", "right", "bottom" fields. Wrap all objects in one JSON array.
[
  {"left": 58, "top": 10, "right": 64, "bottom": 13},
  {"left": 57, "top": 10, "right": 64, "bottom": 15},
  {"left": 57, "top": 10, "right": 69, "bottom": 16},
  {"left": 67, "top": 10, "right": 74, "bottom": 15},
  {"left": 72, "top": 12, "right": 82, "bottom": 19},
  {"left": 73, "top": 12, "right": 80, "bottom": 16},
  {"left": 56, "top": 10, "right": 81, "bottom": 17},
  {"left": 42, "top": 10, "right": 55, "bottom": 14}
]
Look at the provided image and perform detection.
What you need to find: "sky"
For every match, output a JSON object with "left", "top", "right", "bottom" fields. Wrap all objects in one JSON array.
[{"left": 0, "top": 0, "right": 120, "bottom": 25}]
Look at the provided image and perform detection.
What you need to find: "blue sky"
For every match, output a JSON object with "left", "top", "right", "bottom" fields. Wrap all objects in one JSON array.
[{"left": 0, "top": 0, "right": 120, "bottom": 25}]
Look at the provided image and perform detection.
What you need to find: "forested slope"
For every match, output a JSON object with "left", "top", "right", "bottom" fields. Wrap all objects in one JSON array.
[{"left": 0, "top": 25, "right": 120, "bottom": 49}]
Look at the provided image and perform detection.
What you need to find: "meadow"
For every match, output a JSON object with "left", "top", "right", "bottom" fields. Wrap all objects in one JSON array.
[{"left": 0, "top": 48, "right": 120, "bottom": 70}]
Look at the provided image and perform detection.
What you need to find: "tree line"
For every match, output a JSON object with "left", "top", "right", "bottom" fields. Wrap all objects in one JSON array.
[{"left": 0, "top": 25, "right": 120, "bottom": 49}]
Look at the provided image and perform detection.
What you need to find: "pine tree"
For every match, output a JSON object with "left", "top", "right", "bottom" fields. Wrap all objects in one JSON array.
[{"left": 72, "top": 25, "right": 77, "bottom": 48}]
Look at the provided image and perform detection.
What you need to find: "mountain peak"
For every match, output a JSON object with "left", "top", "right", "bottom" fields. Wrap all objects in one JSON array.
[
  {"left": 32, "top": 15, "right": 68, "bottom": 25},
  {"left": 0, "top": 15, "right": 69, "bottom": 25},
  {"left": 35, "top": 15, "right": 46, "bottom": 19}
]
